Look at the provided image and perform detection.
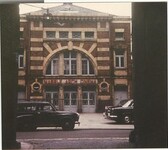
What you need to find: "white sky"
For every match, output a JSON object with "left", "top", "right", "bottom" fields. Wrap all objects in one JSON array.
[{"left": 19, "top": 2, "right": 131, "bottom": 16}]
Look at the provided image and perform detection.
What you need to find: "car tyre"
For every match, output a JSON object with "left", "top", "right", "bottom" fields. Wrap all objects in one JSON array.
[{"left": 62, "top": 120, "right": 75, "bottom": 131}]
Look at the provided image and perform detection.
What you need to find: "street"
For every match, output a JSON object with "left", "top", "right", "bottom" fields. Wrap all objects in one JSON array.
[
  {"left": 16, "top": 113, "right": 134, "bottom": 149},
  {"left": 17, "top": 129, "right": 134, "bottom": 149}
]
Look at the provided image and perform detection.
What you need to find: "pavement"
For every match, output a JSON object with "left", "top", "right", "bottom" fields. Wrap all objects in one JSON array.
[{"left": 18, "top": 113, "right": 135, "bottom": 149}]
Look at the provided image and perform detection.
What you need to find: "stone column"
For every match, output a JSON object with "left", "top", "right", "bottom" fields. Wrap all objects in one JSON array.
[
  {"left": 132, "top": 2, "right": 167, "bottom": 148},
  {"left": 77, "top": 52, "right": 82, "bottom": 75},
  {"left": 77, "top": 85, "right": 82, "bottom": 113},
  {"left": 1, "top": 4, "right": 21, "bottom": 149},
  {"left": 59, "top": 53, "right": 64, "bottom": 76},
  {"left": 59, "top": 86, "right": 64, "bottom": 110}
]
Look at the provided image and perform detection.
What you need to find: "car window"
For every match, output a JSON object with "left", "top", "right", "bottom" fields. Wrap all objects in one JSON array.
[
  {"left": 122, "top": 100, "right": 133, "bottom": 108},
  {"left": 43, "top": 104, "right": 54, "bottom": 111},
  {"left": 18, "top": 105, "right": 36, "bottom": 112}
]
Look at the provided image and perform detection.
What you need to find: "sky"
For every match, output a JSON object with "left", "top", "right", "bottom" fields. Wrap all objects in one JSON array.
[{"left": 19, "top": 2, "right": 131, "bottom": 16}]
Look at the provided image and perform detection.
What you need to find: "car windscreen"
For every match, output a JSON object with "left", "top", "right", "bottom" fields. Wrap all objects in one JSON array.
[{"left": 122, "top": 100, "right": 133, "bottom": 108}]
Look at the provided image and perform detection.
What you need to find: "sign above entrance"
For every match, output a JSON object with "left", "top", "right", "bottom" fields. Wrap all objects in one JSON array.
[{"left": 43, "top": 79, "right": 97, "bottom": 85}]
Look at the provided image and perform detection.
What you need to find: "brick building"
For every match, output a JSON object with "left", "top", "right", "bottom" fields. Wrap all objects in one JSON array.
[{"left": 18, "top": 3, "right": 132, "bottom": 112}]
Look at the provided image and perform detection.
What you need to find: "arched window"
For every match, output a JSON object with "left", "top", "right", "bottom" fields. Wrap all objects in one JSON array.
[
  {"left": 46, "top": 54, "right": 59, "bottom": 75},
  {"left": 82, "top": 54, "right": 94, "bottom": 75},
  {"left": 64, "top": 51, "right": 77, "bottom": 75},
  {"left": 46, "top": 50, "right": 95, "bottom": 76}
]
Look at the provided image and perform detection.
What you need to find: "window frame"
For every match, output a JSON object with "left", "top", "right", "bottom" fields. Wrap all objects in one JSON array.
[
  {"left": 72, "top": 31, "right": 81, "bottom": 39},
  {"left": 64, "top": 51, "right": 77, "bottom": 75},
  {"left": 115, "top": 28, "right": 125, "bottom": 41},
  {"left": 46, "top": 31, "right": 56, "bottom": 39},
  {"left": 115, "top": 50, "right": 125, "bottom": 68},
  {"left": 18, "top": 55, "right": 24, "bottom": 68},
  {"left": 85, "top": 31, "right": 94, "bottom": 39},
  {"left": 59, "top": 31, "right": 69, "bottom": 39}
]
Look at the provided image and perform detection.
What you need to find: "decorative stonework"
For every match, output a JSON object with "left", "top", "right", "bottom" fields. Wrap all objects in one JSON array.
[
  {"left": 31, "top": 78, "right": 42, "bottom": 93},
  {"left": 68, "top": 41, "right": 73, "bottom": 50},
  {"left": 99, "top": 78, "right": 110, "bottom": 92}
]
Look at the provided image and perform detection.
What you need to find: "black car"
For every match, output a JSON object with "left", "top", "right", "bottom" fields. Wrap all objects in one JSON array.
[
  {"left": 108, "top": 99, "right": 134, "bottom": 124},
  {"left": 16, "top": 101, "right": 80, "bottom": 131},
  {"left": 103, "top": 99, "right": 129, "bottom": 119}
]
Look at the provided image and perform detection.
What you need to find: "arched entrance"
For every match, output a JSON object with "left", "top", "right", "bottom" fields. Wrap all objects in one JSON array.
[{"left": 43, "top": 49, "right": 97, "bottom": 112}]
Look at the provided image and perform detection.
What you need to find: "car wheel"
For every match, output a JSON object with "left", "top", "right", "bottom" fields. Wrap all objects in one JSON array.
[
  {"left": 62, "top": 120, "right": 75, "bottom": 131},
  {"left": 124, "top": 115, "right": 131, "bottom": 124}
]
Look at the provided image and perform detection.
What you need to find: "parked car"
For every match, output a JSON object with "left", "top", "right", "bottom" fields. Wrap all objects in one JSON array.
[
  {"left": 16, "top": 101, "right": 80, "bottom": 131},
  {"left": 108, "top": 99, "right": 134, "bottom": 124},
  {"left": 103, "top": 99, "right": 129, "bottom": 119}
]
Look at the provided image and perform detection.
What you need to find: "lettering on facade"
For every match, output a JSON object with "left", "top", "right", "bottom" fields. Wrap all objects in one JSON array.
[{"left": 43, "top": 79, "right": 97, "bottom": 85}]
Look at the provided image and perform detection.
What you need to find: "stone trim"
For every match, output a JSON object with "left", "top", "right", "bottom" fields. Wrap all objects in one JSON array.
[
  {"left": 114, "top": 79, "right": 128, "bottom": 85},
  {"left": 20, "top": 27, "right": 24, "bottom": 31},
  {"left": 43, "top": 43, "right": 53, "bottom": 53},
  {"left": 30, "top": 38, "right": 43, "bottom": 42},
  {"left": 88, "top": 43, "right": 97, "bottom": 54},
  {"left": 30, "top": 66, "right": 43, "bottom": 70},
  {"left": 97, "top": 66, "right": 110, "bottom": 70},
  {"left": 18, "top": 79, "right": 25, "bottom": 86},
  {"left": 30, "top": 57, "right": 43, "bottom": 60},
  {"left": 96, "top": 57, "right": 110, "bottom": 61},
  {"left": 30, "top": 47, "right": 43, "bottom": 51},
  {"left": 97, "top": 39, "right": 109, "bottom": 42},
  {"left": 97, "top": 48, "right": 109, "bottom": 51}
]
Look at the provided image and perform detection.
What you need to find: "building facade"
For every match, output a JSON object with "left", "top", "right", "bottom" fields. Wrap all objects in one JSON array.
[{"left": 18, "top": 3, "right": 132, "bottom": 112}]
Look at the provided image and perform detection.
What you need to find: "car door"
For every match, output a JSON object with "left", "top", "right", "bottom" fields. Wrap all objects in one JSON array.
[{"left": 35, "top": 104, "right": 57, "bottom": 127}]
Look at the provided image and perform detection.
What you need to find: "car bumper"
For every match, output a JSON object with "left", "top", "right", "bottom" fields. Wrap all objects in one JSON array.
[
  {"left": 109, "top": 115, "right": 118, "bottom": 120},
  {"left": 103, "top": 112, "right": 111, "bottom": 119},
  {"left": 75, "top": 121, "right": 80, "bottom": 126}
]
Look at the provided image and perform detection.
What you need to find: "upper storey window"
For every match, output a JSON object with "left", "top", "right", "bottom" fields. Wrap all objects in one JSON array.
[
  {"left": 85, "top": 32, "right": 94, "bottom": 39},
  {"left": 59, "top": 31, "right": 68, "bottom": 39},
  {"left": 46, "top": 31, "right": 56, "bottom": 39},
  {"left": 20, "top": 31, "right": 24, "bottom": 39},
  {"left": 82, "top": 54, "right": 94, "bottom": 75},
  {"left": 115, "top": 49, "right": 125, "bottom": 68},
  {"left": 64, "top": 51, "right": 77, "bottom": 75},
  {"left": 45, "top": 51, "right": 95, "bottom": 76},
  {"left": 72, "top": 31, "right": 81, "bottom": 39},
  {"left": 18, "top": 55, "right": 24, "bottom": 68},
  {"left": 115, "top": 28, "right": 125, "bottom": 41}
]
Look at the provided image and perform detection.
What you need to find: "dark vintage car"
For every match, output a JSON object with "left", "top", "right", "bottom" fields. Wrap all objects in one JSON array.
[
  {"left": 16, "top": 101, "right": 80, "bottom": 131},
  {"left": 103, "top": 99, "right": 129, "bottom": 119},
  {"left": 108, "top": 99, "right": 134, "bottom": 124}
]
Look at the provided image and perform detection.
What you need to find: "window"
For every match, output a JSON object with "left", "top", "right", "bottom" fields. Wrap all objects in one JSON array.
[
  {"left": 46, "top": 55, "right": 59, "bottom": 75},
  {"left": 20, "top": 31, "right": 23, "bottom": 38},
  {"left": 64, "top": 92, "right": 77, "bottom": 106},
  {"left": 85, "top": 32, "right": 94, "bottom": 39},
  {"left": 115, "top": 28, "right": 124, "bottom": 41},
  {"left": 45, "top": 51, "right": 95, "bottom": 76},
  {"left": 46, "top": 92, "right": 58, "bottom": 106},
  {"left": 82, "top": 54, "right": 94, "bottom": 75},
  {"left": 64, "top": 51, "right": 77, "bottom": 75},
  {"left": 82, "top": 92, "right": 95, "bottom": 105},
  {"left": 46, "top": 31, "right": 56, "bottom": 38},
  {"left": 115, "top": 49, "right": 125, "bottom": 68},
  {"left": 72, "top": 32, "right": 81, "bottom": 39},
  {"left": 59, "top": 31, "right": 68, "bottom": 39},
  {"left": 18, "top": 55, "right": 24, "bottom": 68}
]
